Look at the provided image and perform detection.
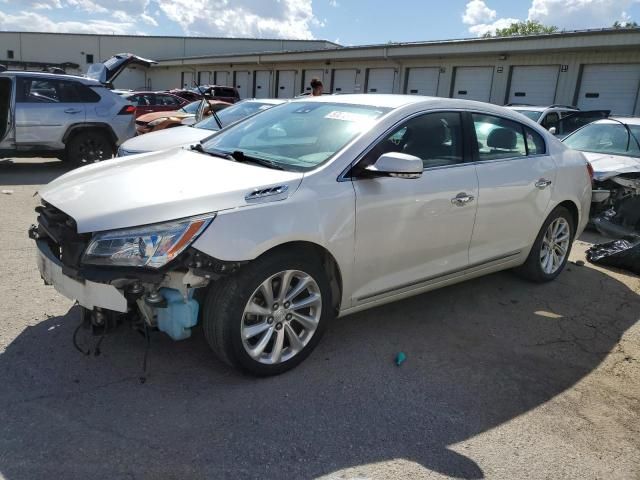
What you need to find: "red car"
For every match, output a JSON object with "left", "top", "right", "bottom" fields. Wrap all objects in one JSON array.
[{"left": 125, "top": 91, "right": 190, "bottom": 118}]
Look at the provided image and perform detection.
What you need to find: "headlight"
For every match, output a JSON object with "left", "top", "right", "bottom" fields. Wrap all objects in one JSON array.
[{"left": 82, "top": 215, "right": 214, "bottom": 268}]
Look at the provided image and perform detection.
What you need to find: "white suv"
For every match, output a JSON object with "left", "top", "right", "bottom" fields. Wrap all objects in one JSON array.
[
  {"left": 31, "top": 95, "right": 592, "bottom": 376},
  {"left": 0, "top": 54, "right": 153, "bottom": 166}
]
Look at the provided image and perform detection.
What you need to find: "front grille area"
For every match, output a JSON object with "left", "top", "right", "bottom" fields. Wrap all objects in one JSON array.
[{"left": 35, "top": 201, "right": 90, "bottom": 271}]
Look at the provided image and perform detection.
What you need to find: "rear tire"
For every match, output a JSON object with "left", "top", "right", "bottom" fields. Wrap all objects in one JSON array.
[
  {"left": 515, "top": 206, "right": 575, "bottom": 283},
  {"left": 65, "top": 130, "right": 114, "bottom": 167},
  {"left": 202, "top": 250, "right": 332, "bottom": 376}
]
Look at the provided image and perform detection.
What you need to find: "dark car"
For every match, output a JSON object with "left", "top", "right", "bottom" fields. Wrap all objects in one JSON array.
[
  {"left": 191, "top": 85, "right": 240, "bottom": 103},
  {"left": 164, "top": 89, "right": 203, "bottom": 102},
  {"left": 125, "top": 91, "right": 190, "bottom": 118}
]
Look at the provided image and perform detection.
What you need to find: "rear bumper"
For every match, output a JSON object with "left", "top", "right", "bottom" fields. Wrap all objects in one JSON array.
[{"left": 35, "top": 239, "right": 127, "bottom": 312}]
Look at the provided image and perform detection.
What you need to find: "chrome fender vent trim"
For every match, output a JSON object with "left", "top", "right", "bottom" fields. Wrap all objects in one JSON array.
[{"left": 245, "top": 185, "right": 289, "bottom": 203}]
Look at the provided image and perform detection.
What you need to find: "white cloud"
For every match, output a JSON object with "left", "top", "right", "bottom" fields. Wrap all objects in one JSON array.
[
  {"left": 157, "top": 0, "right": 320, "bottom": 38},
  {"left": 0, "top": 9, "right": 134, "bottom": 34},
  {"left": 462, "top": 0, "right": 496, "bottom": 25},
  {"left": 463, "top": 0, "right": 640, "bottom": 36},
  {"left": 329, "top": 0, "right": 339, "bottom": 7},
  {"left": 469, "top": 17, "right": 521, "bottom": 36},
  {"left": 528, "top": 0, "right": 640, "bottom": 29}
]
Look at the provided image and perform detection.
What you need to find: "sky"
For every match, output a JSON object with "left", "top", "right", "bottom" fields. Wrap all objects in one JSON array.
[{"left": 0, "top": 0, "right": 639, "bottom": 45}]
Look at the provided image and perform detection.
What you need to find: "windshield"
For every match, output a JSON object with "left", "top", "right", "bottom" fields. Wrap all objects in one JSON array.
[
  {"left": 513, "top": 109, "right": 543, "bottom": 121},
  {"left": 563, "top": 122, "right": 640, "bottom": 157},
  {"left": 201, "top": 101, "right": 389, "bottom": 171},
  {"left": 195, "top": 101, "right": 277, "bottom": 131},
  {"left": 180, "top": 101, "right": 201, "bottom": 114}
]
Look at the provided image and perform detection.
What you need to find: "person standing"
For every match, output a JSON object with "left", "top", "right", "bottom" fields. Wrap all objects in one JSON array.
[{"left": 310, "top": 78, "right": 323, "bottom": 96}]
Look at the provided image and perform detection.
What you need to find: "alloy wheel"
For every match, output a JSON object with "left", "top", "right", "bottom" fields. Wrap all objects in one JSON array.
[
  {"left": 539, "top": 217, "right": 571, "bottom": 275},
  {"left": 241, "top": 270, "right": 322, "bottom": 365}
]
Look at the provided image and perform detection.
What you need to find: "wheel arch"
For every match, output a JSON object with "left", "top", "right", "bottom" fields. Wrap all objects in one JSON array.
[
  {"left": 556, "top": 199, "right": 580, "bottom": 231},
  {"left": 62, "top": 123, "right": 117, "bottom": 146},
  {"left": 254, "top": 240, "right": 344, "bottom": 313}
]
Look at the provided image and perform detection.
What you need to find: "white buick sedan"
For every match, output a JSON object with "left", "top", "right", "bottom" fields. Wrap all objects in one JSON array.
[{"left": 32, "top": 95, "right": 592, "bottom": 376}]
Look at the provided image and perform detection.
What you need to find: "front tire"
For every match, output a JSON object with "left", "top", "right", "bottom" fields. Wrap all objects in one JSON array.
[
  {"left": 202, "top": 250, "right": 332, "bottom": 376},
  {"left": 65, "top": 130, "right": 114, "bottom": 167},
  {"left": 515, "top": 206, "right": 575, "bottom": 282}
]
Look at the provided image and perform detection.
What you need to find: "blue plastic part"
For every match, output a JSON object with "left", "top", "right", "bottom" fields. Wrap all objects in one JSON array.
[{"left": 156, "top": 288, "right": 199, "bottom": 341}]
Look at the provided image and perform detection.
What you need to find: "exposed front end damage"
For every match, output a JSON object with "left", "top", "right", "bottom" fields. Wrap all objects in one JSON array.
[
  {"left": 29, "top": 201, "right": 242, "bottom": 341},
  {"left": 591, "top": 173, "right": 640, "bottom": 238}
]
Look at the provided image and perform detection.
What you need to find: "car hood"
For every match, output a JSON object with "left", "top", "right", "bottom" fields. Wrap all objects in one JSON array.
[
  {"left": 39, "top": 148, "right": 303, "bottom": 233},
  {"left": 86, "top": 53, "right": 157, "bottom": 85},
  {"left": 583, "top": 151, "right": 640, "bottom": 181},
  {"left": 137, "top": 111, "right": 191, "bottom": 123},
  {"left": 120, "top": 126, "right": 213, "bottom": 154}
]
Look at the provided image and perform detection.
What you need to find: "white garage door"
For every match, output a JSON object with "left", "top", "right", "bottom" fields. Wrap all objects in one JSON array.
[
  {"left": 215, "top": 71, "right": 230, "bottom": 86},
  {"left": 367, "top": 68, "right": 395, "bottom": 94},
  {"left": 577, "top": 64, "right": 640, "bottom": 115},
  {"left": 405, "top": 67, "right": 440, "bottom": 96},
  {"left": 332, "top": 69, "right": 357, "bottom": 94},
  {"left": 453, "top": 67, "right": 494, "bottom": 103},
  {"left": 508, "top": 65, "right": 559, "bottom": 105},
  {"left": 181, "top": 71, "right": 194, "bottom": 89},
  {"left": 254, "top": 70, "right": 272, "bottom": 98},
  {"left": 197, "top": 71, "right": 212, "bottom": 85},
  {"left": 234, "top": 71, "right": 251, "bottom": 99},
  {"left": 114, "top": 67, "right": 147, "bottom": 90},
  {"left": 302, "top": 69, "right": 324, "bottom": 94},
  {"left": 277, "top": 70, "right": 296, "bottom": 98}
]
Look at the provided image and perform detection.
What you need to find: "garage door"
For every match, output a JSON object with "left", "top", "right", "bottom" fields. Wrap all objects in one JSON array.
[
  {"left": 577, "top": 64, "right": 640, "bottom": 115},
  {"left": 332, "top": 69, "right": 357, "bottom": 94},
  {"left": 276, "top": 70, "right": 296, "bottom": 98},
  {"left": 366, "top": 68, "right": 395, "bottom": 94},
  {"left": 197, "top": 71, "right": 212, "bottom": 85},
  {"left": 508, "top": 65, "right": 559, "bottom": 105},
  {"left": 452, "top": 67, "right": 494, "bottom": 103},
  {"left": 181, "top": 71, "right": 194, "bottom": 89},
  {"left": 405, "top": 67, "right": 439, "bottom": 96},
  {"left": 114, "top": 67, "right": 147, "bottom": 90},
  {"left": 215, "top": 71, "right": 230, "bottom": 86},
  {"left": 254, "top": 70, "right": 272, "bottom": 98},
  {"left": 302, "top": 69, "right": 324, "bottom": 94},
  {"left": 234, "top": 71, "right": 251, "bottom": 99}
]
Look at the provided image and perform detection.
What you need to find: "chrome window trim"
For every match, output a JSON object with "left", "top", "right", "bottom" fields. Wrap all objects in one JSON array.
[{"left": 339, "top": 107, "right": 550, "bottom": 182}]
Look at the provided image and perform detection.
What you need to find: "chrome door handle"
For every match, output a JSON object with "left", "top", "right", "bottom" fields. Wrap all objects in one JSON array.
[
  {"left": 451, "top": 192, "right": 475, "bottom": 206},
  {"left": 535, "top": 178, "right": 552, "bottom": 189},
  {"left": 64, "top": 108, "right": 82, "bottom": 114}
]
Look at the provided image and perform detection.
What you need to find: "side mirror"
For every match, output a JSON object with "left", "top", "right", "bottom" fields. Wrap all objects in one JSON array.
[
  {"left": 364, "top": 152, "right": 423, "bottom": 179},
  {"left": 548, "top": 126, "right": 557, "bottom": 135}
]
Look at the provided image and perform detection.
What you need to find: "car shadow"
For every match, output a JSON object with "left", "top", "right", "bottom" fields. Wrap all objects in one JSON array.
[
  {"left": 0, "top": 263, "right": 637, "bottom": 479},
  {"left": 0, "top": 159, "right": 72, "bottom": 186}
]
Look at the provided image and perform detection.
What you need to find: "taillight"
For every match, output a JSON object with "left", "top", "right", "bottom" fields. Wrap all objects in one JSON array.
[
  {"left": 118, "top": 105, "right": 136, "bottom": 115},
  {"left": 586, "top": 162, "right": 594, "bottom": 184}
]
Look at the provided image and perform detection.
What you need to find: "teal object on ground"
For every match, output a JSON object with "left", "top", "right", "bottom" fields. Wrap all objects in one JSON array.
[{"left": 395, "top": 352, "right": 407, "bottom": 366}]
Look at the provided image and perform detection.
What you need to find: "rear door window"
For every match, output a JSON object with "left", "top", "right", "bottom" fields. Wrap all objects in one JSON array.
[
  {"left": 16, "top": 78, "right": 93, "bottom": 103},
  {"left": 472, "top": 114, "right": 527, "bottom": 161}
]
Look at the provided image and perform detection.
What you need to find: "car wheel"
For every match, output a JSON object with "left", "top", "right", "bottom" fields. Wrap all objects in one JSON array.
[
  {"left": 202, "top": 250, "right": 332, "bottom": 376},
  {"left": 65, "top": 130, "right": 114, "bottom": 167},
  {"left": 515, "top": 206, "right": 575, "bottom": 283}
]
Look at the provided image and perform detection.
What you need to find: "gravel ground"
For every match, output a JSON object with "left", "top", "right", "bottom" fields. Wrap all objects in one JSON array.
[{"left": 0, "top": 157, "right": 639, "bottom": 480}]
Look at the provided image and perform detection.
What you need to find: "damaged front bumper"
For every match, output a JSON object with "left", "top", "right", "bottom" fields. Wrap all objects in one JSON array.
[{"left": 30, "top": 218, "right": 242, "bottom": 342}]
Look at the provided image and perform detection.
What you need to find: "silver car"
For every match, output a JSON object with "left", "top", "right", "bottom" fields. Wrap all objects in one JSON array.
[{"left": 0, "top": 54, "right": 154, "bottom": 166}]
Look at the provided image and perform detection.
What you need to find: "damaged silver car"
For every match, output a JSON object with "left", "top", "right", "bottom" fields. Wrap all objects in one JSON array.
[{"left": 562, "top": 117, "right": 640, "bottom": 236}]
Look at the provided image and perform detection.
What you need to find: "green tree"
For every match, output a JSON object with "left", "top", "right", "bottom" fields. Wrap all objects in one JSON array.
[
  {"left": 613, "top": 20, "right": 639, "bottom": 28},
  {"left": 483, "top": 20, "right": 558, "bottom": 38}
]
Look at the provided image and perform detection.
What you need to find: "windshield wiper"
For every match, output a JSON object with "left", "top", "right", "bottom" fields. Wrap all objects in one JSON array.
[
  {"left": 190, "top": 143, "right": 232, "bottom": 159},
  {"left": 230, "top": 150, "right": 285, "bottom": 170}
]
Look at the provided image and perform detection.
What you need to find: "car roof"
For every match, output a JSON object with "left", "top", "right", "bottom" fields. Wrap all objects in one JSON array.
[
  {"left": 592, "top": 117, "right": 640, "bottom": 126},
  {"left": 0, "top": 70, "right": 100, "bottom": 85},
  {"left": 506, "top": 105, "right": 578, "bottom": 111},
  {"left": 240, "top": 98, "right": 286, "bottom": 105},
  {"left": 292, "top": 94, "right": 538, "bottom": 119}
]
